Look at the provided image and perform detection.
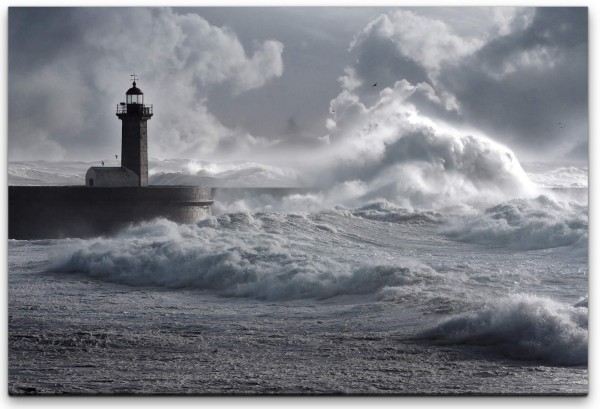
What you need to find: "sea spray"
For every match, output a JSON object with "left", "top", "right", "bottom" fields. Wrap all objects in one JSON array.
[
  {"left": 146, "top": 81, "right": 541, "bottom": 212},
  {"left": 315, "top": 80, "right": 540, "bottom": 209},
  {"left": 524, "top": 163, "right": 588, "bottom": 189}
]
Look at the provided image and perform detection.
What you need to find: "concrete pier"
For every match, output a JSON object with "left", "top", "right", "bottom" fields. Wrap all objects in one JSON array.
[{"left": 8, "top": 186, "right": 212, "bottom": 239}]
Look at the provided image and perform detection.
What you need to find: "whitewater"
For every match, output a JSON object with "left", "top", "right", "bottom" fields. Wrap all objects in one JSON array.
[{"left": 8, "top": 156, "right": 587, "bottom": 395}]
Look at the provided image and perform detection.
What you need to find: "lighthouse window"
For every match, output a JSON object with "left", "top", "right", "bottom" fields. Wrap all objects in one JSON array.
[{"left": 127, "top": 94, "right": 143, "bottom": 104}]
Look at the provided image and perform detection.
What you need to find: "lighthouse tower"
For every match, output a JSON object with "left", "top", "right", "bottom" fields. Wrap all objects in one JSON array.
[{"left": 116, "top": 75, "right": 153, "bottom": 186}]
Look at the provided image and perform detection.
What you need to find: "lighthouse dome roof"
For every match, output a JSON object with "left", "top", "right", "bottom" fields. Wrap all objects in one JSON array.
[{"left": 126, "top": 82, "right": 143, "bottom": 95}]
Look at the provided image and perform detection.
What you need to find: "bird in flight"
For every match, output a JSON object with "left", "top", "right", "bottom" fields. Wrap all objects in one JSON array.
[
  {"left": 115, "top": 155, "right": 118, "bottom": 160},
  {"left": 101, "top": 161, "right": 104, "bottom": 166},
  {"left": 372, "top": 83, "right": 377, "bottom": 87}
]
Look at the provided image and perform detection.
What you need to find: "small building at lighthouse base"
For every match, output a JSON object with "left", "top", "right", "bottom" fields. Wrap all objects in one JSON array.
[{"left": 85, "top": 167, "right": 139, "bottom": 187}]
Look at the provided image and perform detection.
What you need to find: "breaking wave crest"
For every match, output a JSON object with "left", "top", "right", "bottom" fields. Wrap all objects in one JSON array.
[
  {"left": 50, "top": 216, "right": 437, "bottom": 301},
  {"left": 441, "top": 195, "right": 588, "bottom": 250},
  {"left": 351, "top": 200, "right": 444, "bottom": 224},
  {"left": 422, "top": 295, "right": 588, "bottom": 366},
  {"left": 324, "top": 130, "right": 538, "bottom": 210}
]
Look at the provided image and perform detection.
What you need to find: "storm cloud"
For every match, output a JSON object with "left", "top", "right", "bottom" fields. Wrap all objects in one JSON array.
[
  {"left": 445, "top": 8, "right": 588, "bottom": 159},
  {"left": 340, "top": 7, "right": 588, "bottom": 162},
  {"left": 8, "top": 7, "right": 588, "bottom": 164}
]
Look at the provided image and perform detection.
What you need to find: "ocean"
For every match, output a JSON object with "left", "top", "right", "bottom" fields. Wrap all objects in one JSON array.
[{"left": 7, "top": 159, "right": 588, "bottom": 395}]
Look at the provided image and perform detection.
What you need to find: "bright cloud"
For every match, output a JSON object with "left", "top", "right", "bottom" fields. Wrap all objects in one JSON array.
[{"left": 351, "top": 10, "right": 483, "bottom": 80}]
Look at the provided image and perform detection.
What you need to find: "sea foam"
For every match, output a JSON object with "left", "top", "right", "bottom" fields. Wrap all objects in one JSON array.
[{"left": 422, "top": 294, "right": 588, "bottom": 366}]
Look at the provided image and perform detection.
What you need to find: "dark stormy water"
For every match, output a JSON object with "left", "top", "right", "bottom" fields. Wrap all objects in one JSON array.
[{"left": 7, "top": 160, "right": 588, "bottom": 395}]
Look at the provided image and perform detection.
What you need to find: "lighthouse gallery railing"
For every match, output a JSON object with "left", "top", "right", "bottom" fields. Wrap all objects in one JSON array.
[{"left": 116, "top": 104, "right": 153, "bottom": 115}]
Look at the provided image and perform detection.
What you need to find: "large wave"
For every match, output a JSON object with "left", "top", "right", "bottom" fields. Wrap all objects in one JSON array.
[
  {"left": 49, "top": 216, "right": 438, "bottom": 301},
  {"left": 320, "top": 130, "right": 538, "bottom": 211},
  {"left": 441, "top": 194, "right": 588, "bottom": 250},
  {"left": 422, "top": 294, "right": 588, "bottom": 366}
]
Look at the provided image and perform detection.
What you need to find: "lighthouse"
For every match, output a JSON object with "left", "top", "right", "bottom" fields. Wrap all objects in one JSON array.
[
  {"left": 117, "top": 75, "right": 153, "bottom": 186},
  {"left": 85, "top": 75, "right": 153, "bottom": 187}
]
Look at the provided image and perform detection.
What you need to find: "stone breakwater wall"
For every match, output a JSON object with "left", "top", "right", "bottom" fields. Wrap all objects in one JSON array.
[{"left": 9, "top": 186, "right": 212, "bottom": 239}]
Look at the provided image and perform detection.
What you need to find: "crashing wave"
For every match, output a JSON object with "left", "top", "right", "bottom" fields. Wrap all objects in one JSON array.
[
  {"left": 421, "top": 294, "right": 588, "bottom": 366},
  {"left": 49, "top": 217, "right": 437, "bottom": 301},
  {"left": 441, "top": 195, "right": 587, "bottom": 250}
]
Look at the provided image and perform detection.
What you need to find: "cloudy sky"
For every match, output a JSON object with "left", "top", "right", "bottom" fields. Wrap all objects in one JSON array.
[{"left": 8, "top": 6, "right": 588, "bottom": 164}]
